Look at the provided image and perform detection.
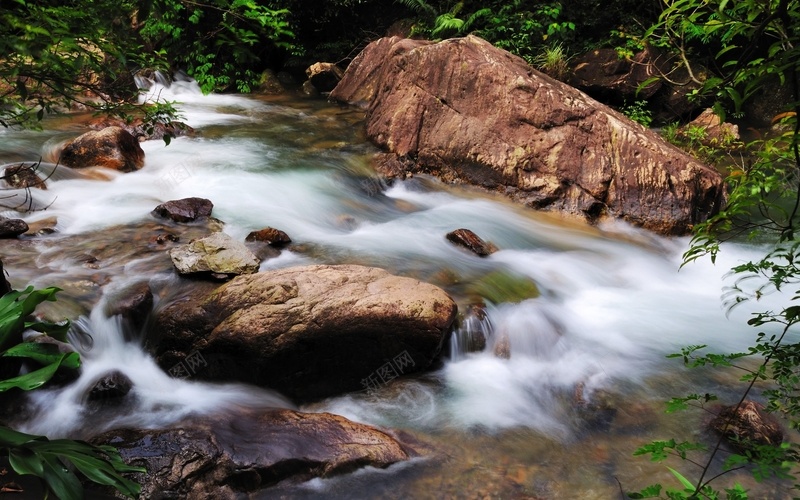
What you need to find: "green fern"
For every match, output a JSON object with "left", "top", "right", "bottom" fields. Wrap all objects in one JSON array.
[{"left": 395, "top": 0, "right": 437, "bottom": 17}]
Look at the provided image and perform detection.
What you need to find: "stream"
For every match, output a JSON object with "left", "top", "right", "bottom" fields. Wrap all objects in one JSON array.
[{"left": 0, "top": 77, "right": 796, "bottom": 498}]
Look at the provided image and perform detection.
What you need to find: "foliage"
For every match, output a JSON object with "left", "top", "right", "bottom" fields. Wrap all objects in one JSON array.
[
  {"left": 394, "top": 0, "right": 575, "bottom": 65},
  {"left": 630, "top": 0, "right": 800, "bottom": 497},
  {"left": 531, "top": 42, "right": 571, "bottom": 81},
  {"left": 0, "top": 0, "right": 144, "bottom": 128},
  {"left": 476, "top": 1, "right": 575, "bottom": 65},
  {"left": 138, "top": 0, "right": 295, "bottom": 93},
  {"left": 0, "top": 427, "right": 143, "bottom": 500},
  {"left": 0, "top": 286, "right": 143, "bottom": 498},
  {"left": 659, "top": 120, "right": 743, "bottom": 165},
  {"left": 395, "top": 0, "right": 490, "bottom": 39},
  {"left": 621, "top": 100, "right": 654, "bottom": 127}
]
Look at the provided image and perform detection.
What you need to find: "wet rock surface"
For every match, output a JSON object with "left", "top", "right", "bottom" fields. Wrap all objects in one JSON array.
[
  {"left": 246, "top": 227, "right": 292, "bottom": 246},
  {"left": 446, "top": 228, "right": 497, "bottom": 257},
  {"left": 151, "top": 264, "right": 458, "bottom": 401},
  {"left": 1, "top": 163, "right": 47, "bottom": 190},
  {"left": 152, "top": 197, "right": 214, "bottom": 223},
  {"left": 59, "top": 126, "right": 145, "bottom": 172},
  {"left": 0, "top": 217, "right": 28, "bottom": 238},
  {"left": 87, "top": 370, "right": 133, "bottom": 402},
  {"left": 90, "top": 409, "right": 415, "bottom": 499},
  {"left": 104, "top": 281, "right": 154, "bottom": 332},
  {"left": 168, "top": 232, "right": 260, "bottom": 277},
  {"left": 710, "top": 400, "right": 783, "bottom": 451}
]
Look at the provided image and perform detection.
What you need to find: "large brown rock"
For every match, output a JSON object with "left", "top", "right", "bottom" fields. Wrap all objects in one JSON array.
[
  {"left": 330, "top": 36, "right": 725, "bottom": 235},
  {"left": 151, "top": 264, "right": 457, "bottom": 401},
  {"left": 91, "top": 410, "right": 414, "bottom": 498},
  {"left": 59, "top": 126, "right": 145, "bottom": 172}
]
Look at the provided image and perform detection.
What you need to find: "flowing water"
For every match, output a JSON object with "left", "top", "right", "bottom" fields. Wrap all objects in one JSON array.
[{"left": 0, "top": 78, "right": 796, "bottom": 498}]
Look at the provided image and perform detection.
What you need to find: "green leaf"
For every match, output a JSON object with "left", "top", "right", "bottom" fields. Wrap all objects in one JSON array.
[
  {"left": 668, "top": 467, "right": 696, "bottom": 492},
  {"left": 3, "top": 342, "right": 75, "bottom": 366},
  {"left": 628, "top": 483, "right": 663, "bottom": 498},
  {"left": 41, "top": 454, "right": 83, "bottom": 500},
  {"left": 0, "top": 352, "right": 79, "bottom": 392},
  {"left": 0, "top": 426, "right": 45, "bottom": 446},
  {"left": 9, "top": 447, "right": 44, "bottom": 477}
]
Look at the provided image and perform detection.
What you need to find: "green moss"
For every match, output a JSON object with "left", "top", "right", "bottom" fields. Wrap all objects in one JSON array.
[{"left": 467, "top": 270, "right": 539, "bottom": 305}]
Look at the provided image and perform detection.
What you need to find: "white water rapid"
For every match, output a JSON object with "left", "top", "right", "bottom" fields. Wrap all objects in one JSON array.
[{"left": 1, "top": 76, "right": 795, "bottom": 497}]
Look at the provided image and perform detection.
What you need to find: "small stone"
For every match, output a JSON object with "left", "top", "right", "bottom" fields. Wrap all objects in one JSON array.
[
  {"left": 245, "top": 227, "right": 292, "bottom": 247},
  {"left": 169, "top": 232, "right": 260, "bottom": 276},
  {"left": 152, "top": 232, "right": 180, "bottom": 245},
  {"left": 0, "top": 218, "right": 28, "bottom": 238},
  {"left": 152, "top": 197, "right": 213, "bottom": 223},
  {"left": 25, "top": 217, "right": 58, "bottom": 236},
  {"left": 87, "top": 371, "right": 133, "bottom": 402},
  {"left": 446, "top": 228, "right": 497, "bottom": 257},
  {"left": 3, "top": 164, "right": 47, "bottom": 190}
]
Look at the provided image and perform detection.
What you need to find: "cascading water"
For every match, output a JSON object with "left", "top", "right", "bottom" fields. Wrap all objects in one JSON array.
[
  {"left": 1, "top": 75, "right": 796, "bottom": 497},
  {"left": 19, "top": 277, "right": 292, "bottom": 440}
]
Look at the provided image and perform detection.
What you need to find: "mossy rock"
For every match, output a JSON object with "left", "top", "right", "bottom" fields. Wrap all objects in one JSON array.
[{"left": 467, "top": 270, "right": 539, "bottom": 305}]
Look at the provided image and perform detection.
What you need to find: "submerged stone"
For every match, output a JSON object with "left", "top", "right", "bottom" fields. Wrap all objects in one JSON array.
[
  {"left": 468, "top": 270, "right": 539, "bottom": 305},
  {"left": 710, "top": 400, "right": 783, "bottom": 451}
]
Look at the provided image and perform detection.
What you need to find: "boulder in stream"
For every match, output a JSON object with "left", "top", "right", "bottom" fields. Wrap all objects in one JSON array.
[
  {"left": 151, "top": 264, "right": 457, "bottom": 401},
  {"left": 168, "top": 232, "right": 260, "bottom": 277},
  {"left": 330, "top": 36, "right": 725, "bottom": 235},
  {"left": 59, "top": 126, "right": 145, "bottom": 172},
  {"left": 90, "top": 409, "right": 415, "bottom": 498},
  {"left": 152, "top": 197, "right": 214, "bottom": 223},
  {"left": 87, "top": 370, "right": 133, "bottom": 403}
]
